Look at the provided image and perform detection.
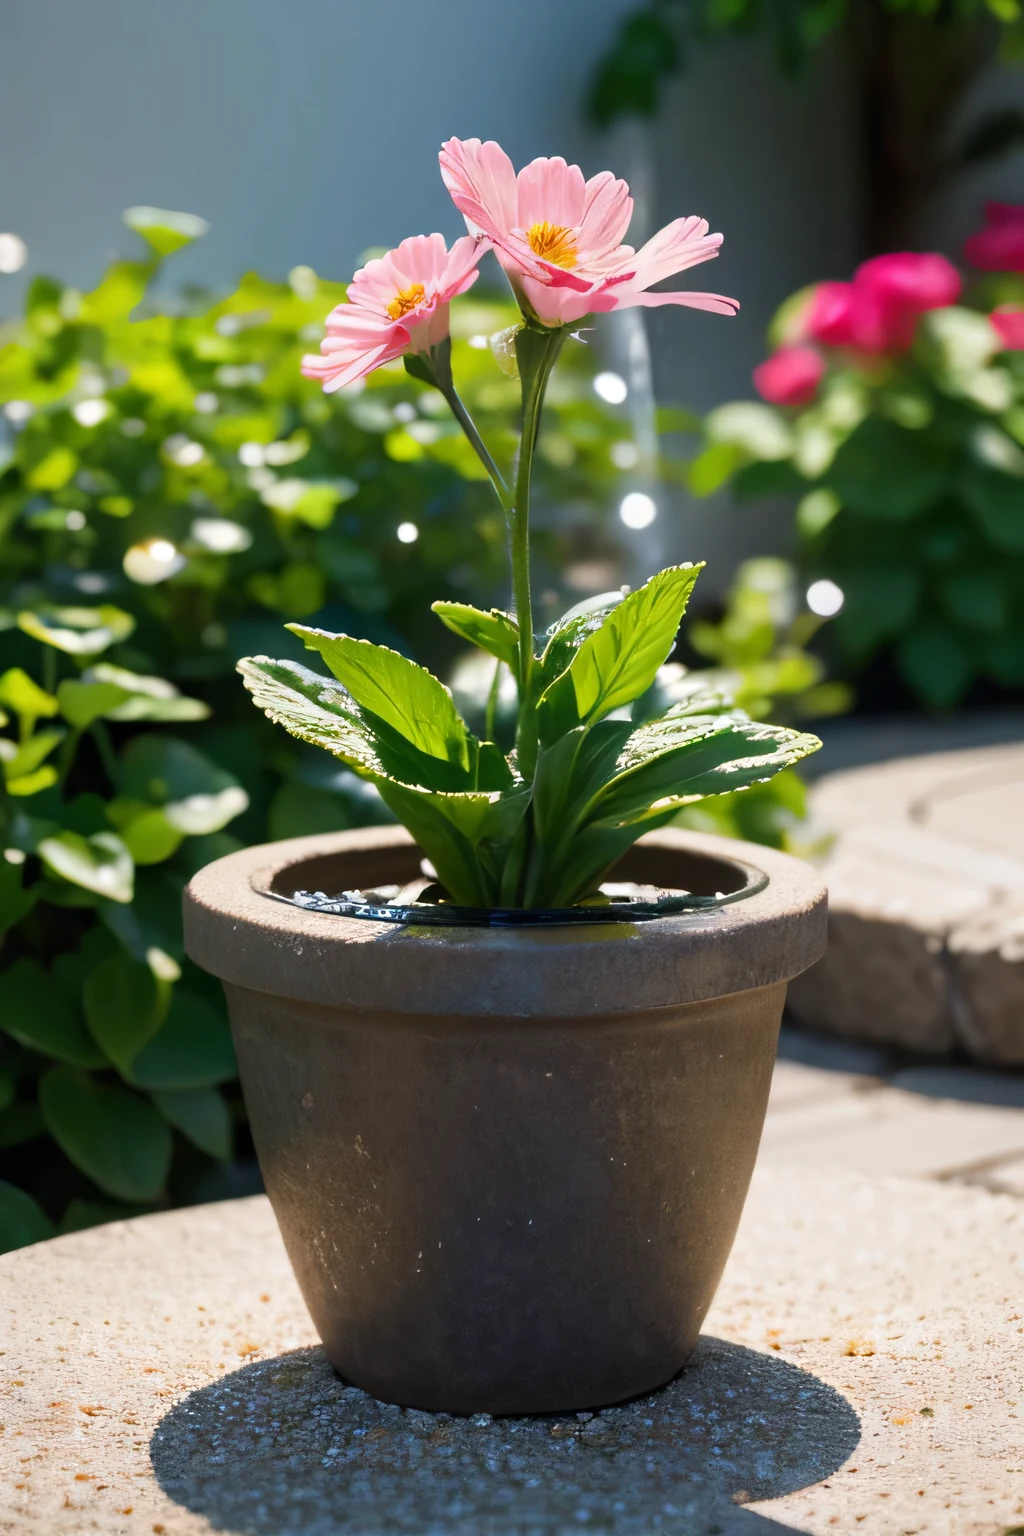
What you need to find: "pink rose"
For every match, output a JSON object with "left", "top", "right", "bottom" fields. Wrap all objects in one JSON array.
[
  {"left": 991, "top": 304, "right": 1024, "bottom": 350},
  {"left": 965, "top": 203, "right": 1024, "bottom": 274},
  {"left": 753, "top": 345, "right": 825, "bottom": 407},
  {"left": 806, "top": 253, "right": 961, "bottom": 355}
]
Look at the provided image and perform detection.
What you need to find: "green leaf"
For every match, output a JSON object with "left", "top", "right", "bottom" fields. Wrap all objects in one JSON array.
[
  {"left": 57, "top": 680, "right": 134, "bottom": 729},
  {"left": 130, "top": 990, "right": 237, "bottom": 1090},
  {"left": 940, "top": 570, "right": 1007, "bottom": 633},
  {"left": 82, "top": 955, "right": 169, "bottom": 1078},
  {"left": 540, "top": 564, "right": 703, "bottom": 737},
  {"left": 0, "top": 1102, "right": 45, "bottom": 1150},
  {"left": 376, "top": 779, "right": 529, "bottom": 906},
  {"left": 118, "top": 735, "right": 249, "bottom": 834},
  {"left": 240, "top": 657, "right": 479, "bottom": 798},
  {"left": 829, "top": 418, "right": 950, "bottom": 519},
  {"left": 109, "top": 805, "right": 184, "bottom": 865},
  {"left": 39, "top": 1066, "right": 172, "bottom": 1202},
  {"left": 123, "top": 204, "right": 209, "bottom": 257},
  {"left": 587, "top": 713, "right": 822, "bottom": 827},
  {"left": 540, "top": 590, "right": 626, "bottom": 684},
  {"left": 0, "top": 861, "right": 37, "bottom": 933},
  {"left": 962, "top": 466, "right": 1024, "bottom": 552},
  {"left": 0, "top": 1181, "right": 55, "bottom": 1255},
  {"left": 0, "top": 957, "right": 106, "bottom": 1066},
  {"left": 38, "top": 830, "right": 134, "bottom": 903},
  {"left": 153, "top": 1087, "right": 232, "bottom": 1159},
  {"left": 897, "top": 624, "right": 975, "bottom": 710},
  {"left": 83, "top": 666, "right": 209, "bottom": 723},
  {"left": 0, "top": 668, "right": 59, "bottom": 723},
  {"left": 287, "top": 625, "right": 472, "bottom": 771},
  {"left": 431, "top": 603, "right": 520, "bottom": 671},
  {"left": 17, "top": 605, "right": 136, "bottom": 656},
  {"left": 0, "top": 728, "right": 64, "bottom": 784},
  {"left": 688, "top": 441, "right": 745, "bottom": 496}
]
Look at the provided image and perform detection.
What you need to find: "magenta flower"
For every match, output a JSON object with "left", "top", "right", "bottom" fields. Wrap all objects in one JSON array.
[
  {"left": 438, "top": 137, "right": 737, "bottom": 328},
  {"left": 302, "top": 233, "right": 486, "bottom": 392},
  {"left": 807, "top": 252, "right": 960, "bottom": 355},
  {"left": 991, "top": 304, "right": 1024, "bottom": 351},
  {"left": 753, "top": 345, "right": 825, "bottom": 407},
  {"left": 964, "top": 203, "right": 1024, "bottom": 274}
]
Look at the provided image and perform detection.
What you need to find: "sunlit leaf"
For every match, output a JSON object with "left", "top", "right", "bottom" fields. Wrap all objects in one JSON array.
[
  {"left": 287, "top": 625, "right": 472, "bottom": 771},
  {"left": 17, "top": 605, "right": 136, "bottom": 656},
  {"left": 0, "top": 668, "right": 59, "bottom": 723},
  {"left": 38, "top": 830, "right": 134, "bottom": 904},
  {"left": 123, "top": 205, "right": 210, "bottom": 257},
  {"left": 431, "top": 602, "right": 520, "bottom": 671}
]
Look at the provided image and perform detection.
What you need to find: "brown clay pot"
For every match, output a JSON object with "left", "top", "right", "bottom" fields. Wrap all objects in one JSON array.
[{"left": 183, "top": 825, "right": 826, "bottom": 1415}]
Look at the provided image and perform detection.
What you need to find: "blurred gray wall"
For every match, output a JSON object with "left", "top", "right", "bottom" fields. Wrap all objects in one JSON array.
[{"left": 0, "top": 0, "right": 866, "bottom": 585}]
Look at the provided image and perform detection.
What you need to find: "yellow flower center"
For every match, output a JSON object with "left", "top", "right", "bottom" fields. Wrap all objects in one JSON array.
[
  {"left": 526, "top": 222, "right": 578, "bottom": 270},
  {"left": 386, "top": 282, "right": 426, "bottom": 321}
]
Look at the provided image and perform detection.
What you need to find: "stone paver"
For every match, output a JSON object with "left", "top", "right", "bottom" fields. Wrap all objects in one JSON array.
[
  {"left": 788, "top": 743, "right": 1024, "bottom": 1063},
  {"left": 2, "top": 1170, "right": 1023, "bottom": 1536},
  {"left": 772, "top": 1028, "right": 1024, "bottom": 1193}
]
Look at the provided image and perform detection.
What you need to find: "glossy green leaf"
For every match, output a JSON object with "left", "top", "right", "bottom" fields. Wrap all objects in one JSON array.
[
  {"left": 0, "top": 957, "right": 106, "bottom": 1066},
  {"left": 17, "top": 605, "right": 136, "bottom": 656},
  {"left": 131, "top": 990, "right": 237, "bottom": 1090},
  {"left": 153, "top": 1087, "right": 232, "bottom": 1159},
  {"left": 38, "top": 830, "right": 134, "bottom": 903},
  {"left": 287, "top": 625, "right": 472, "bottom": 771},
  {"left": 113, "top": 806, "right": 184, "bottom": 864},
  {"left": 539, "top": 590, "right": 626, "bottom": 685},
  {"left": 431, "top": 603, "right": 520, "bottom": 671},
  {"left": 0, "top": 1180, "right": 55, "bottom": 1255},
  {"left": 82, "top": 954, "right": 169, "bottom": 1078},
  {"left": 540, "top": 564, "right": 703, "bottom": 735},
  {"left": 39, "top": 1066, "right": 172, "bottom": 1202}
]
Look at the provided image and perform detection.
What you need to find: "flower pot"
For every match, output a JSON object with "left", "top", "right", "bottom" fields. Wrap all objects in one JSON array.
[{"left": 183, "top": 825, "right": 826, "bottom": 1415}]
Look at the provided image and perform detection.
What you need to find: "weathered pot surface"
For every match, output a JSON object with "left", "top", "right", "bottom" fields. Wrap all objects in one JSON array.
[{"left": 184, "top": 825, "right": 826, "bottom": 1415}]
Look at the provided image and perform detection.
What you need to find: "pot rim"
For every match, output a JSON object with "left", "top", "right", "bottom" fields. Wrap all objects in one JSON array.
[{"left": 183, "top": 825, "right": 827, "bottom": 1018}]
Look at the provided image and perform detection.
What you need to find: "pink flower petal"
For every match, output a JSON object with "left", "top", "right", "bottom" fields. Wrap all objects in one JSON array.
[
  {"left": 578, "top": 170, "right": 634, "bottom": 253},
  {"left": 625, "top": 217, "right": 722, "bottom": 289},
  {"left": 439, "top": 137, "right": 518, "bottom": 244},
  {"left": 615, "top": 289, "right": 739, "bottom": 316},
  {"left": 514, "top": 156, "right": 587, "bottom": 229}
]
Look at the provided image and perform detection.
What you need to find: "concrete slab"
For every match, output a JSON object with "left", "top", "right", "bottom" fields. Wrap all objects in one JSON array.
[{"left": 1, "top": 1172, "right": 1022, "bottom": 1535}]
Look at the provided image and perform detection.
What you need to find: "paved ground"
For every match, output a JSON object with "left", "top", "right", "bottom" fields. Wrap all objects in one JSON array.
[
  {"left": 2, "top": 1164, "right": 1023, "bottom": 1536},
  {"left": 770, "top": 1026, "right": 1024, "bottom": 1196}
]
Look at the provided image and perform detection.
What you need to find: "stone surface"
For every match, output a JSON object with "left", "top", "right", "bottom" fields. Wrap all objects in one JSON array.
[
  {"left": 788, "top": 742, "right": 1024, "bottom": 1063},
  {"left": 2, "top": 1170, "right": 1024, "bottom": 1536}
]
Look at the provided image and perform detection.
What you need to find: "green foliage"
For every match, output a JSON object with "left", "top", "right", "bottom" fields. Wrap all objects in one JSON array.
[
  {"left": 695, "top": 298, "right": 1024, "bottom": 710},
  {"left": 587, "top": 0, "right": 1021, "bottom": 128},
  {"left": 0, "top": 209, "right": 635, "bottom": 1252},
  {"left": 243, "top": 559, "right": 821, "bottom": 910}
]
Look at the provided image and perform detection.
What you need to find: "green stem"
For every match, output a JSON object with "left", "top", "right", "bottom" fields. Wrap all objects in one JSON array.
[
  {"left": 444, "top": 387, "right": 511, "bottom": 510},
  {"left": 484, "top": 657, "right": 501, "bottom": 743},
  {"left": 89, "top": 721, "right": 119, "bottom": 791},
  {"left": 509, "top": 324, "right": 567, "bottom": 774}
]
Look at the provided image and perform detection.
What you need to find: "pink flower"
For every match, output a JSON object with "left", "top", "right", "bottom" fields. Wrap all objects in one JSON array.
[
  {"left": 438, "top": 137, "right": 738, "bottom": 328},
  {"left": 965, "top": 203, "right": 1024, "bottom": 273},
  {"left": 302, "top": 233, "right": 486, "bottom": 392},
  {"left": 991, "top": 304, "right": 1024, "bottom": 350},
  {"left": 753, "top": 345, "right": 825, "bottom": 407},
  {"left": 807, "top": 253, "right": 961, "bottom": 355}
]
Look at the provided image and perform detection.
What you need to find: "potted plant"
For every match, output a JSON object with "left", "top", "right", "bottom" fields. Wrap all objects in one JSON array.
[{"left": 183, "top": 138, "right": 827, "bottom": 1415}]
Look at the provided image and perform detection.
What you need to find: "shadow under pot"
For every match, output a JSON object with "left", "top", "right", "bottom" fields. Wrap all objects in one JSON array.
[{"left": 183, "top": 824, "right": 826, "bottom": 1415}]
